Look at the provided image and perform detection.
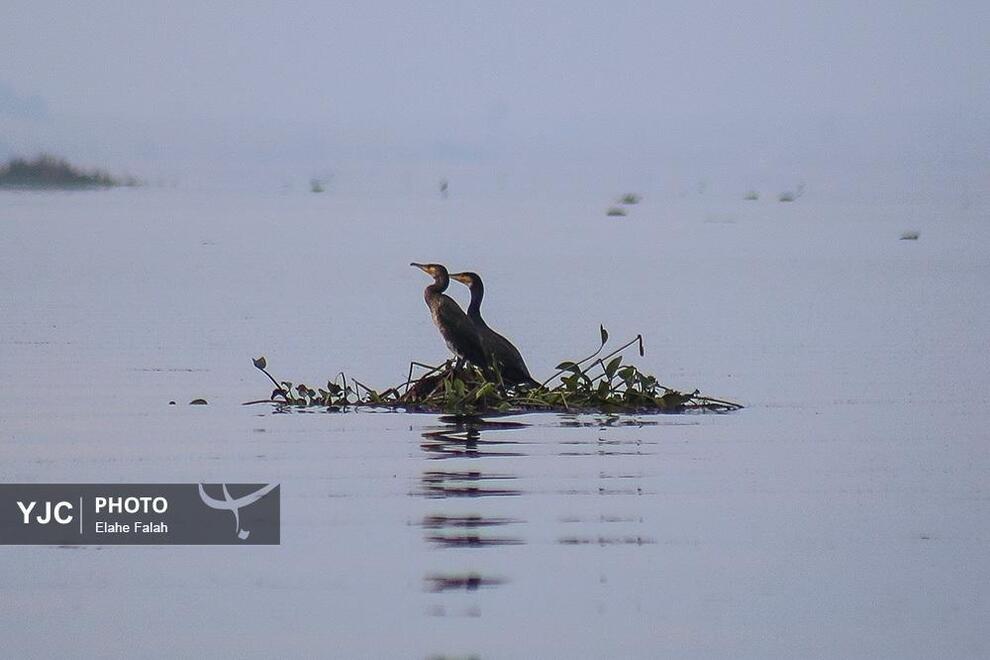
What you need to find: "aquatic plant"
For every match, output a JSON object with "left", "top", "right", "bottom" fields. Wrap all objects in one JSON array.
[
  {"left": 618, "top": 193, "right": 641, "bottom": 205},
  {"left": 248, "top": 328, "right": 741, "bottom": 415},
  {"left": 606, "top": 206, "right": 627, "bottom": 217}
]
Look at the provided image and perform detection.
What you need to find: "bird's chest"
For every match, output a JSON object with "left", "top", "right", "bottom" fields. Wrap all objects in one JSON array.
[{"left": 427, "top": 301, "right": 463, "bottom": 356}]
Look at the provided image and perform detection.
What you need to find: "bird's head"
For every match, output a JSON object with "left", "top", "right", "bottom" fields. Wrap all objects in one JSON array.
[
  {"left": 449, "top": 271, "right": 481, "bottom": 288},
  {"left": 410, "top": 262, "right": 448, "bottom": 279}
]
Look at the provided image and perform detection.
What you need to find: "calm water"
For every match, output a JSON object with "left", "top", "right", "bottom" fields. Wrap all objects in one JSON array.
[{"left": 1, "top": 189, "right": 987, "bottom": 658}]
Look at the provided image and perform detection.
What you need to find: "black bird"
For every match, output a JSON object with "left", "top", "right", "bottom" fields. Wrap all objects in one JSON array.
[
  {"left": 449, "top": 271, "right": 539, "bottom": 387},
  {"left": 411, "top": 263, "right": 489, "bottom": 369}
]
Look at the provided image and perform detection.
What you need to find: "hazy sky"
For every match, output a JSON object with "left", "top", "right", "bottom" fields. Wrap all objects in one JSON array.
[{"left": 1, "top": 1, "right": 987, "bottom": 197}]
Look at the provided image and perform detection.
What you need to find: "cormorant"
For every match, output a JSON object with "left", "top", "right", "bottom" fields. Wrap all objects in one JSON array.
[
  {"left": 449, "top": 271, "right": 539, "bottom": 387},
  {"left": 411, "top": 263, "right": 489, "bottom": 369}
]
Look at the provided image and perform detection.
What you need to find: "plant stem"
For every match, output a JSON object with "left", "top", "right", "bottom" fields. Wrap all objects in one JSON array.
[{"left": 539, "top": 330, "right": 611, "bottom": 388}]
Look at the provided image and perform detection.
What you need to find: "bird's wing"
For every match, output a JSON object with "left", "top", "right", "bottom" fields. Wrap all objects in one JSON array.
[
  {"left": 436, "top": 296, "right": 473, "bottom": 333},
  {"left": 489, "top": 329, "right": 530, "bottom": 370},
  {"left": 437, "top": 295, "right": 486, "bottom": 360}
]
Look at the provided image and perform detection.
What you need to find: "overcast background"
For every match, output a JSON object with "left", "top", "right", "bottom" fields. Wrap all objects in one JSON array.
[{"left": 1, "top": 1, "right": 987, "bottom": 200}]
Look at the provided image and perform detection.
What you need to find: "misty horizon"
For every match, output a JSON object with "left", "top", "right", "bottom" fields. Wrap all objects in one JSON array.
[{"left": 2, "top": 1, "right": 987, "bottom": 201}]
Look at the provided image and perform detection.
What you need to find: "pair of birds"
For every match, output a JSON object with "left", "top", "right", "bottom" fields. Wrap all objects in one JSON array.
[{"left": 411, "top": 262, "right": 538, "bottom": 387}]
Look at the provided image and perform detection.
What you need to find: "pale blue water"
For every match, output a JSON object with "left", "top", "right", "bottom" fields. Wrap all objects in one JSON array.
[{"left": 1, "top": 189, "right": 987, "bottom": 658}]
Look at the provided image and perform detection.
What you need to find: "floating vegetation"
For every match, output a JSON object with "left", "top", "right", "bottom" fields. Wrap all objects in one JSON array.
[
  {"left": 309, "top": 178, "right": 325, "bottom": 193},
  {"left": 618, "top": 193, "right": 641, "bottom": 205},
  {"left": 248, "top": 328, "right": 741, "bottom": 415},
  {"left": 743, "top": 190, "right": 759, "bottom": 201},
  {"left": 606, "top": 206, "right": 627, "bottom": 217},
  {"left": 899, "top": 231, "right": 920, "bottom": 241}
]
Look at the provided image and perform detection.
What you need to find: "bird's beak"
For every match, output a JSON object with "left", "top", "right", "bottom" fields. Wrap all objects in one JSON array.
[
  {"left": 410, "top": 262, "right": 429, "bottom": 273},
  {"left": 450, "top": 272, "right": 470, "bottom": 284}
]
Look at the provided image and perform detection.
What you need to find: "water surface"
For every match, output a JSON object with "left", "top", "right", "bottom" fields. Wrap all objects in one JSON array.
[{"left": 1, "top": 190, "right": 987, "bottom": 658}]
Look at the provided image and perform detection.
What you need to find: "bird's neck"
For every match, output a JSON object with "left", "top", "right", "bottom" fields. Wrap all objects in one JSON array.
[
  {"left": 467, "top": 282, "right": 484, "bottom": 321},
  {"left": 425, "top": 273, "right": 449, "bottom": 301}
]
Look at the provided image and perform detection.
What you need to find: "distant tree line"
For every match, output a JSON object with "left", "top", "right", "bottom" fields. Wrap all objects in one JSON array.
[{"left": 0, "top": 154, "right": 134, "bottom": 188}]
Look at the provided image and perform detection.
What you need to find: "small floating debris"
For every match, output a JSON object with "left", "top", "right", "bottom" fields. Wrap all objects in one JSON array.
[
  {"left": 606, "top": 206, "right": 627, "bottom": 217},
  {"left": 618, "top": 193, "right": 641, "bottom": 205},
  {"left": 189, "top": 398, "right": 208, "bottom": 405},
  {"left": 743, "top": 190, "right": 759, "bottom": 201},
  {"left": 309, "top": 178, "right": 325, "bottom": 193},
  {"left": 900, "top": 231, "right": 920, "bottom": 241},
  {"left": 778, "top": 182, "right": 805, "bottom": 202}
]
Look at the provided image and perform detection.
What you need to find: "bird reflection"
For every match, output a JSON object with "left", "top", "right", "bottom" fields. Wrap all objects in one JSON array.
[
  {"left": 419, "top": 415, "right": 528, "bottom": 459},
  {"left": 412, "top": 415, "right": 661, "bottom": 622},
  {"left": 420, "top": 470, "right": 521, "bottom": 498},
  {"left": 417, "top": 416, "right": 528, "bottom": 555}
]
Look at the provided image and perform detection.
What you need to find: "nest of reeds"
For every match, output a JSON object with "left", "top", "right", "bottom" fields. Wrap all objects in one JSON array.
[{"left": 248, "top": 326, "right": 741, "bottom": 415}]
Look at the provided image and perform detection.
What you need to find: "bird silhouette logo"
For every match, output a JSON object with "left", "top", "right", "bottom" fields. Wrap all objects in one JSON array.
[{"left": 197, "top": 483, "right": 278, "bottom": 540}]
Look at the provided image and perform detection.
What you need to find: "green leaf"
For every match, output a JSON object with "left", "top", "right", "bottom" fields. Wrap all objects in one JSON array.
[
  {"left": 604, "top": 356, "right": 622, "bottom": 379},
  {"left": 658, "top": 390, "right": 691, "bottom": 411},
  {"left": 474, "top": 382, "right": 496, "bottom": 400},
  {"left": 556, "top": 361, "right": 577, "bottom": 371}
]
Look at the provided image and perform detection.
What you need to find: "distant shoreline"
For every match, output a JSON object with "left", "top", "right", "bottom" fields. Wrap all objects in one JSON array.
[{"left": 0, "top": 154, "right": 137, "bottom": 189}]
